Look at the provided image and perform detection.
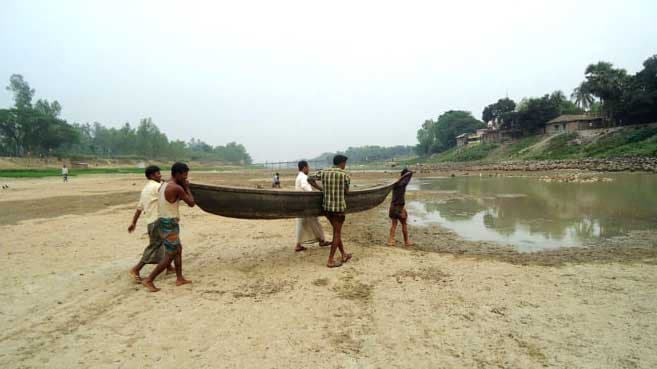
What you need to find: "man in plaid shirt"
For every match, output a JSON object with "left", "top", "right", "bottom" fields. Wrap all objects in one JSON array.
[{"left": 309, "top": 154, "right": 353, "bottom": 268}]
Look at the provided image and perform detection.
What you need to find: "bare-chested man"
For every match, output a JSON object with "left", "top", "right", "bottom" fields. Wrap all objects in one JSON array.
[{"left": 142, "top": 162, "right": 195, "bottom": 292}]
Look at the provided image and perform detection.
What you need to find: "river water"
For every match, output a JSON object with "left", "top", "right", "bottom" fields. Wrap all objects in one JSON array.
[{"left": 408, "top": 173, "right": 657, "bottom": 252}]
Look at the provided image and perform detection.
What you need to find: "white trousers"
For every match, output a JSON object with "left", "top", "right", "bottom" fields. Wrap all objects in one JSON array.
[{"left": 296, "top": 217, "right": 325, "bottom": 244}]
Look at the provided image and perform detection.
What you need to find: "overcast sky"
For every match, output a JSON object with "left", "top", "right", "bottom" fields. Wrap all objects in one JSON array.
[{"left": 1, "top": 1, "right": 656, "bottom": 162}]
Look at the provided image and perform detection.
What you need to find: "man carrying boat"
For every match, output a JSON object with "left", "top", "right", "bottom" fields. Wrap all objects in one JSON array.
[
  {"left": 388, "top": 168, "right": 413, "bottom": 247},
  {"left": 310, "top": 155, "right": 352, "bottom": 268},
  {"left": 142, "top": 162, "right": 195, "bottom": 292},
  {"left": 127, "top": 165, "right": 174, "bottom": 282},
  {"left": 294, "top": 160, "right": 331, "bottom": 252}
]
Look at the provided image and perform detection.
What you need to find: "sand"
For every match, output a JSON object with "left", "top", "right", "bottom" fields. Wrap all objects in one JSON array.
[{"left": 1, "top": 171, "right": 656, "bottom": 369}]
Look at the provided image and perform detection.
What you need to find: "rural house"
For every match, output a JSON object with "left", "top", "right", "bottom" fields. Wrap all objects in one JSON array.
[
  {"left": 543, "top": 115, "right": 605, "bottom": 134},
  {"left": 456, "top": 133, "right": 469, "bottom": 147}
]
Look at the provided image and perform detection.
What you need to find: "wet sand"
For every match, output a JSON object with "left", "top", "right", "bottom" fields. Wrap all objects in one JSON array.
[{"left": 1, "top": 171, "right": 656, "bottom": 369}]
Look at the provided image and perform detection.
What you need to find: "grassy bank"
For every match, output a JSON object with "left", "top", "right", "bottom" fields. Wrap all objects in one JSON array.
[
  {"left": 421, "top": 125, "right": 657, "bottom": 163},
  {"left": 0, "top": 168, "right": 146, "bottom": 178}
]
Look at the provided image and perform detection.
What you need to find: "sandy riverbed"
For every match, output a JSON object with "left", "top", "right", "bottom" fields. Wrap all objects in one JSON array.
[{"left": 1, "top": 170, "right": 656, "bottom": 369}]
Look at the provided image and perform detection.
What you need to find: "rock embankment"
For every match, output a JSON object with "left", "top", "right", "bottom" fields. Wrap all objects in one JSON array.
[
  {"left": 413, "top": 157, "right": 657, "bottom": 173},
  {"left": 537, "top": 174, "right": 613, "bottom": 183}
]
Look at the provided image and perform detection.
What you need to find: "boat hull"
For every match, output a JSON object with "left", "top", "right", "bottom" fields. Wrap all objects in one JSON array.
[{"left": 189, "top": 183, "right": 394, "bottom": 219}]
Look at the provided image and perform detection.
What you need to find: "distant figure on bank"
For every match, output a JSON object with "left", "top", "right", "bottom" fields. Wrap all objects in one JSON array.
[
  {"left": 310, "top": 155, "right": 352, "bottom": 268},
  {"left": 127, "top": 165, "right": 173, "bottom": 282},
  {"left": 142, "top": 162, "right": 195, "bottom": 292},
  {"left": 62, "top": 164, "right": 68, "bottom": 183},
  {"left": 388, "top": 168, "right": 413, "bottom": 247},
  {"left": 293, "top": 160, "right": 331, "bottom": 252},
  {"left": 272, "top": 172, "right": 281, "bottom": 188}
]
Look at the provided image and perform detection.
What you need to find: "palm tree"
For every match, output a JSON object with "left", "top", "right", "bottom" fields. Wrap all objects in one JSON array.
[{"left": 571, "top": 83, "right": 594, "bottom": 111}]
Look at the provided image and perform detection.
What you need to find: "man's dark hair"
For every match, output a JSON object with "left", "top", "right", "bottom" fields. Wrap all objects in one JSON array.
[
  {"left": 171, "top": 162, "right": 190, "bottom": 176},
  {"left": 333, "top": 154, "right": 348, "bottom": 166},
  {"left": 401, "top": 168, "right": 410, "bottom": 176},
  {"left": 145, "top": 165, "right": 160, "bottom": 179},
  {"left": 298, "top": 160, "right": 308, "bottom": 171}
]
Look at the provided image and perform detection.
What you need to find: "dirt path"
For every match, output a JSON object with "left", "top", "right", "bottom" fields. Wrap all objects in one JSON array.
[{"left": 1, "top": 172, "right": 656, "bottom": 369}]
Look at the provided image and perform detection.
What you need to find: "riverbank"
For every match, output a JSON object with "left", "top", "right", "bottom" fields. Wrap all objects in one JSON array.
[
  {"left": 1, "top": 170, "right": 656, "bottom": 369},
  {"left": 416, "top": 124, "right": 657, "bottom": 169},
  {"left": 413, "top": 156, "right": 657, "bottom": 173}
]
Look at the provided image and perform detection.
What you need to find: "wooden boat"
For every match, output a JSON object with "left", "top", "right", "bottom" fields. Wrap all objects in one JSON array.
[{"left": 189, "top": 182, "right": 395, "bottom": 219}]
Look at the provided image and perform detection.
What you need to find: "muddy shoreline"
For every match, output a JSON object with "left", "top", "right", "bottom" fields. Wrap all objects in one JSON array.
[{"left": 346, "top": 188, "right": 657, "bottom": 267}]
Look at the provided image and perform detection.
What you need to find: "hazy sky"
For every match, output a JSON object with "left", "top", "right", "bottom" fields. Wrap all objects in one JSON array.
[{"left": 1, "top": 1, "right": 656, "bottom": 162}]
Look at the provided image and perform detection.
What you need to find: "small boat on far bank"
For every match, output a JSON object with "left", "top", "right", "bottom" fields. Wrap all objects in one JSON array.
[{"left": 189, "top": 182, "right": 394, "bottom": 219}]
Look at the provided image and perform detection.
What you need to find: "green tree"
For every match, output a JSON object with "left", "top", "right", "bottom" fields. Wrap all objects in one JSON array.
[
  {"left": 6, "top": 74, "right": 34, "bottom": 110},
  {"left": 0, "top": 109, "right": 22, "bottom": 155},
  {"left": 416, "top": 119, "right": 435, "bottom": 155},
  {"left": 550, "top": 90, "right": 582, "bottom": 115},
  {"left": 136, "top": 118, "right": 168, "bottom": 158},
  {"left": 416, "top": 111, "right": 485, "bottom": 155},
  {"left": 34, "top": 99, "right": 62, "bottom": 118},
  {"left": 622, "top": 54, "right": 657, "bottom": 124},
  {"left": 571, "top": 83, "right": 595, "bottom": 111},
  {"left": 2, "top": 75, "right": 78, "bottom": 156},
  {"left": 501, "top": 91, "right": 583, "bottom": 135},
  {"left": 0, "top": 74, "right": 254, "bottom": 162},
  {"left": 482, "top": 97, "right": 516, "bottom": 123},
  {"left": 342, "top": 145, "right": 414, "bottom": 162},
  {"left": 580, "top": 61, "right": 631, "bottom": 122}
]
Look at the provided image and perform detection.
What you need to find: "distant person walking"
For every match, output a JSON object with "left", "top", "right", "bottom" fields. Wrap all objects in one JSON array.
[
  {"left": 293, "top": 160, "right": 331, "bottom": 252},
  {"left": 272, "top": 172, "right": 281, "bottom": 188},
  {"left": 127, "top": 165, "right": 173, "bottom": 282},
  {"left": 388, "top": 168, "right": 413, "bottom": 247},
  {"left": 62, "top": 164, "right": 68, "bottom": 183},
  {"left": 142, "top": 162, "right": 195, "bottom": 292},
  {"left": 310, "top": 155, "right": 352, "bottom": 268}
]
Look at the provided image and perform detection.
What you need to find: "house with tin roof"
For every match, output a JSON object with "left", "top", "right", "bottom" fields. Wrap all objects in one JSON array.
[{"left": 543, "top": 114, "right": 605, "bottom": 134}]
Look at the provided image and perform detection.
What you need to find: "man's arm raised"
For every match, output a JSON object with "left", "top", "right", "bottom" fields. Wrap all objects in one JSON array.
[{"left": 179, "top": 180, "right": 196, "bottom": 207}]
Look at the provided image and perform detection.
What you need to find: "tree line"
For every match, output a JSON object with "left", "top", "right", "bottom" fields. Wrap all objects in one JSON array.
[
  {"left": 311, "top": 145, "right": 415, "bottom": 164},
  {"left": 0, "top": 75, "right": 252, "bottom": 164},
  {"left": 416, "top": 54, "right": 657, "bottom": 156}
]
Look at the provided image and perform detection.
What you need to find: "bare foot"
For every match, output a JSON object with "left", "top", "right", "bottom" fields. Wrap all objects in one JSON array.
[
  {"left": 388, "top": 239, "right": 395, "bottom": 247},
  {"left": 294, "top": 245, "right": 307, "bottom": 252},
  {"left": 129, "top": 269, "right": 142, "bottom": 283},
  {"left": 341, "top": 253, "right": 352, "bottom": 263},
  {"left": 326, "top": 260, "right": 343, "bottom": 268},
  {"left": 142, "top": 279, "right": 160, "bottom": 292},
  {"left": 404, "top": 241, "right": 414, "bottom": 247},
  {"left": 176, "top": 278, "right": 192, "bottom": 286},
  {"left": 319, "top": 240, "right": 331, "bottom": 247}
]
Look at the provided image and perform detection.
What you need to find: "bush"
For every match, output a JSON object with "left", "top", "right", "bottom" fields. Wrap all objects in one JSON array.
[
  {"left": 582, "top": 126, "right": 657, "bottom": 158},
  {"left": 433, "top": 144, "right": 500, "bottom": 162},
  {"left": 525, "top": 133, "right": 580, "bottom": 160}
]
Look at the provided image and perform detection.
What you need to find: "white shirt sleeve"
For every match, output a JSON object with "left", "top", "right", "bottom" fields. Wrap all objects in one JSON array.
[
  {"left": 136, "top": 189, "right": 146, "bottom": 211},
  {"left": 299, "top": 175, "right": 312, "bottom": 192}
]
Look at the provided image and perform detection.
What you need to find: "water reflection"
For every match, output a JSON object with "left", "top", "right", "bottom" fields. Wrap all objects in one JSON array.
[{"left": 410, "top": 174, "right": 657, "bottom": 251}]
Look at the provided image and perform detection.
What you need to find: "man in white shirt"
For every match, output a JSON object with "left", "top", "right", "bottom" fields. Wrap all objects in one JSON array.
[
  {"left": 272, "top": 172, "right": 281, "bottom": 188},
  {"left": 127, "top": 165, "right": 172, "bottom": 281},
  {"left": 62, "top": 164, "right": 68, "bottom": 183},
  {"left": 294, "top": 161, "right": 331, "bottom": 252}
]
